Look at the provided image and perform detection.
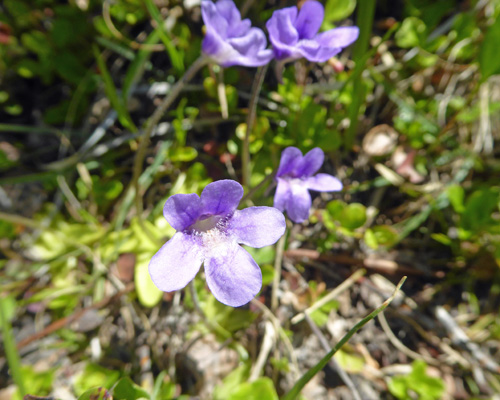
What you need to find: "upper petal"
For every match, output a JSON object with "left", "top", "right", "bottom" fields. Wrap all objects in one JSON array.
[
  {"left": 295, "top": 1, "right": 324, "bottom": 39},
  {"left": 229, "top": 207, "right": 286, "bottom": 248},
  {"left": 201, "top": 180, "right": 244, "bottom": 216},
  {"left": 273, "top": 178, "right": 291, "bottom": 211},
  {"left": 163, "top": 193, "right": 202, "bottom": 231},
  {"left": 286, "top": 183, "right": 312, "bottom": 223},
  {"left": 305, "top": 173, "right": 343, "bottom": 192},
  {"left": 215, "top": 0, "right": 241, "bottom": 25},
  {"left": 148, "top": 232, "right": 203, "bottom": 292},
  {"left": 201, "top": 1, "right": 229, "bottom": 38},
  {"left": 266, "top": 7, "right": 299, "bottom": 49},
  {"left": 205, "top": 242, "right": 262, "bottom": 307},
  {"left": 315, "top": 26, "right": 359, "bottom": 49},
  {"left": 277, "top": 146, "right": 303, "bottom": 177},
  {"left": 294, "top": 147, "right": 324, "bottom": 177}
]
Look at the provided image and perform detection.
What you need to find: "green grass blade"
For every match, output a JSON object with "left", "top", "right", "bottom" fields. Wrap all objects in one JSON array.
[
  {"left": 144, "top": 0, "right": 184, "bottom": 74},
  {"left": 282, "top": 276, "right": 407, "bottom": 400},
  {"left": 345, "top": 0, "right": 376, "bottom": 150},
  {"left": 123, "top": 29, "right": 161, "bottom": 99},
  {"left": 93, "top": 45, "right": 137, "bottom": 132},
  {"left": 0, "top": 297, "right": 26, "bottom": 398}
]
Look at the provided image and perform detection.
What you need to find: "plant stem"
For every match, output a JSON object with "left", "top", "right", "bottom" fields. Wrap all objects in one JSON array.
[
  {"left": 345, "top": 0, "right": 376, "bottom": 151},
  {"left": 242, "top": 64, "right": 268, "bottom": 188},
  {"left": 271, "top": 232, "right": 286, "bottom": 313},
  {"left": 0, "top": 297, "right": 26, "bottom": 398},
  {"left": 282, "top": 276, "right": 407, "bottom": 400},
  {"left": 131, "top": 56, "right": 208, "bottom": 226},
  {"left": 241, "top": 169, "right": 276, "bottom": 204}
]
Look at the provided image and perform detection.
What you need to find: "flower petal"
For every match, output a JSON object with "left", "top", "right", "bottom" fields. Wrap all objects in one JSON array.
[
  {"left": 215, "top": 0, "right": 241, "bottom": 25},
  {"left": 148, "top": 232, "right": 203, "bottom": 292},
  {"left": 205, "top": 242, "right": 262, "bottom": 306},
  {"left": 294, "top": 147, "right": 324, "bottom": 177},
  {"left": 163, "top": 193, "right": 202, "bottom": 231},
  {"left": 305, "top": 173, "right": 343, "bottom": 192},
  {"left": 229, "top": 206, "right": 286, "bottom": 248},
  {"left": 201, "top": 1, "right": 229, "bottom": 39},
  {"left": 277, "top": 146, "right": 303, "bottom": 177},
  {"left": 225, "top": 28, "right": 274, "bottom": 67},
  {"left": 266, "top": 7, "right": 300, "bottom": 60},
  {"left": 202, "top": 29, "right": 226, "bottom": 58},
  {"left": 273, "top": 178, "right": 291, "bottom": 211},
  {"left": 296, "top": 40, "right": 341, "bottom": 62},
  {"left": 295, "top": 1, "right": 324, "bottom": 39},
  {"left": 286, "top": 182, "right": 312, "bottom": 223},
  {"left": 315, "top": 26, "right": 359, "bottom": 49},
  {"left": 201, "top": 180, "right": 243, "bottom": 216}
]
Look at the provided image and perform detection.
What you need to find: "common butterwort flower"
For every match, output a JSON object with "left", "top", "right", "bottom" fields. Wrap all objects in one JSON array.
[
  {"left": 149, "top": 180, "right": 286, "bottom": 307},
  {"left": 201, "top": 0, "right": 274, "bottom": 67},
  {"left": 266, "top": 0, "right": 359, "bottom": 63},
  {"left": 274, "top": 147, "right": 342, "bottom": 223}
]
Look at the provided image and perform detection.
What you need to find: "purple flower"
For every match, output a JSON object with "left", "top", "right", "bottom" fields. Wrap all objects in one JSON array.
[
  {"left": 266, "top": 0, "right": 359, "bottom": 63},
  {"left": 149, "top": 180, "right": 286, "bottom": 307},
  {"left": 274, "top": 147, "right": 342, "bottom": 223},
  {"left": 201, "top": 0, "right": 274, "bottom": 67}
]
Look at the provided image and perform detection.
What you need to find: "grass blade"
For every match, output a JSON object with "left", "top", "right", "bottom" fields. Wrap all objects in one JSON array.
[
  {"left": 144, "top": 0, "right": 184, "bottom": 74},
  {"left": 93, "top": 45, "right": 137, "bottom": 132},
  {"left": 282, "top": 276, "right": 407, "bottom": 400}
]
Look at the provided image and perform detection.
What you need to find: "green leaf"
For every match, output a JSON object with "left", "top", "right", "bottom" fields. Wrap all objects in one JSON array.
[
  {"left": 228, "top": 377, "right": 278, "bottom": 400},
  {"left": 169, "top": 146, "right": 198, "bottom": 162},
  {"left": 322, "top": 0, "right": 356, "bottom": 29},
  {"left": 77, "top": 387, "right": 112, "bottom": 400},
  {"left": 479, "top": 17, "right": 500, "bottom": 80},
  {"left": 388, "top": 360, "right": 445, "bottom": 400},
  {"left": 74, "top": 364, "right": 120, "bottom": 396},
  {"left": 135, "top": 253, "right": 163, "bottom": 307},
  {"left": 113, "top": 377, "right": 150, "bottom": 400},
  {"left": 334, "top": 349, "right": 364, "bottom": 373},
  {"left": 327, "top": 201, "right": 366, "bottom": 231},
  {"left": 364, "top": 226, "right": 399, "bottom": 249},
  {"left": 446, "top": 184, "right": 465, "bottom": 214},
  {"left": 460, "top": 188, "right": 499, "bottom": 232},
  {"left": 395, "top": 17, "right": 427, "bottom": 48},
  {"left": 213, "top": 364, "right": 250, "bottom": 400}
]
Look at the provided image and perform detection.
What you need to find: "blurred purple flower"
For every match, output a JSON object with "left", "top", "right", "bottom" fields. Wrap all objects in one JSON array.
[
  {"left": 201, "top": 0, "right": 274, "bottom": 67},
  {"left": 266, "top": 0, "right": 359, "bottom": 63},
  {"left": 149, "top": 180, "right": 286, "bottom": 307},
  {"left": 274, "top": 147, "right": 342, "bottom": 223}
]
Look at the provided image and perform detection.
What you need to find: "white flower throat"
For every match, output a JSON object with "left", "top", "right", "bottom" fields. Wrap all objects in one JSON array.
[{"left": 188, "top": 214, "right": 231, "bottom": 251}]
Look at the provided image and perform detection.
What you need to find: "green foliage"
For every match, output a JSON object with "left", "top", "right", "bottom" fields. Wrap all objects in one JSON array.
[
  {"left": 479, "top": 16, "right": 500, "bottom": 79},
  {"left": 322, "top": 0, "right": 357, "bottom": 29},
  {"left": 74, "top": 364, "right": 121, "bottom": 396},
  {"left": 388, "top": 361, "right": 445, "bottom": 400},
  {"left": 13, "top": 365, "right": 55, "bottom": 400},
  {"left": 112, "top": 377, "right": 151, "bottom": 400},
  {"left": 324, "top": 200, "right": 367, "bottom": 234}
]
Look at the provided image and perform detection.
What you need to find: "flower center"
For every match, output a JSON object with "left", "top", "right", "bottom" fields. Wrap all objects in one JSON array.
[{"left": 188, "top": 214, "right": 232, "bottom": 252}]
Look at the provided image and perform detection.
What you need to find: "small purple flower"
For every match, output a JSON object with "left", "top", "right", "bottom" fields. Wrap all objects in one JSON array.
[
  {"left": 266, "top": 0, "right": 359, "bottom": 63},
  {"left": 149, "top": 180, "right": 286, "bottom": 307},
  {"left": 274, "top": 147, "right": 342, "bottom": 223},
  {"left": 201, "top": 0, "right": 274, "bottom": 67}
]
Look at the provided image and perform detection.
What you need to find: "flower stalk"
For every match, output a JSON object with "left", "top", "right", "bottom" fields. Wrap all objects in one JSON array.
[
  {"left": 132, "top": 55, "right": 208, "bottom": 224},
  {"left": 242, "top": 64, "right": 268, "bottom": 188}
]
